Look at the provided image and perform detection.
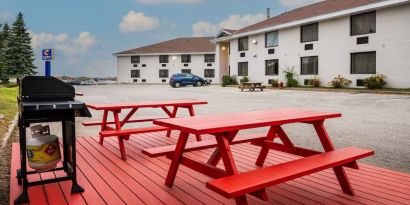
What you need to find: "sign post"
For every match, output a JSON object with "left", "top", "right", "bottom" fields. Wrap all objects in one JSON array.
[{"left": 42, "top": 49, "right": 54, "bottom": 77}]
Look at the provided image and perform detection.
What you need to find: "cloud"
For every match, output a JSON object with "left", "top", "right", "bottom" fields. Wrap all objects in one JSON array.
[
  {"left": 192, "top": 13, "right": 266, "bottom": 37},
  {"left": 279, "top": 0, "right": 323, "bottom": 8},
  {"left": 119, "top": 11, "right": 160, "bottom": 33},
  {"left": 29, "top": 31, "right": 97, "bottom": 56},
  {"left": 0, "top": 11, "right": 13, "bottom": 23},
  {"left": 136, "top": 0, "right": 203, "bottom": 4}
]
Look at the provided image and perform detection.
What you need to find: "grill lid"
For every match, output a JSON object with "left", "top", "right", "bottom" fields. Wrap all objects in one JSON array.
[{"left": 19, "top": 76, "right": 75, "bottom": 102}]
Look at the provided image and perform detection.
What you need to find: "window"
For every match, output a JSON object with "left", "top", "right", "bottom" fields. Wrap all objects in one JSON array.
[
  {"left": 351, "top": 11, "right": 376, "bottom": 36},
  {"left": 142, "top": 64, "right": 146, "bottom": 67},
  {"left": 301, "top": 23, "right": 318, "bottom": 43},
  {"left": 265, "top": 31, "right": 278, "bottom": 47},
  {"left": 131, "top": 56, "right": 140, "bottom": 64},
  {"left": 131, "top": 70, "right": 140, "bottom": 78},
  {"left": 204, "top": 54, "right": 215, "bottom": 62},
  {"left": 301, "top": 56, "right": 318, "bottom": 75},
  {"left": 181, "top": 69, "right": 191, "bottom": 74},
  {"left": 181, "top": 55, "right": 191, "bottom": 63},
  {"left": 159, "top": 69, "right": 169, "bottom": 78},
  {"left": 265, "top": 59, "right": 279, "bottom": 76},
  {"left": 159, "top": 55, "right": 169, "bottom": 63},
  {"left": 351, "top": 52, "right": 376, "bottom": 74},
  {"left": 238, "top": 62, "right": 248, "bottom": 76},
  {"left": 204, "top": 69, "right": 215, "bottom": 78},
  {"left": 238, "top": 37, "right": 249, "bottom": 51}
]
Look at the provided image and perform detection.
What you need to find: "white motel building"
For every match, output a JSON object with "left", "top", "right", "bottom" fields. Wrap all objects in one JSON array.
[{"left": 115, "top": 0, "right": 410, "bottom": 88}]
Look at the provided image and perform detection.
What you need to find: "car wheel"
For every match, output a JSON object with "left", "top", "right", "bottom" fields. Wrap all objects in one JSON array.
[
  {"left": 175, "top": 82, "right": 181, "bottom": 88},
  {"left": 196, "top": 81, "right": 203, "bottom": 87}
]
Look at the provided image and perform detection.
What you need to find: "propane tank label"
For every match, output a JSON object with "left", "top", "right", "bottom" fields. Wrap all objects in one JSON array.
[{"left": 27, "top": 141, "right": 61, "bottom": 164}]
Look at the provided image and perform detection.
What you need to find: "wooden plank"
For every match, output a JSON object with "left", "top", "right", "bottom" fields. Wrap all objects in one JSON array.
[
  {"left": 52, "top": 170, "right": 88, "bottom": 205},
  {"left": 82, "top": 117, "right": 166, "bottom": 126},
  {"left": 99, "top": 126, "right": 168, "bottom": 137},
  {"left": 87, "top": 100, "right": 207, "bottom": 110},
  {"left": 39, "top": 171, "right": 68, "bottom": 205},
  {"left": 9, "top": 144, "right": 27, "bottom": 205}
]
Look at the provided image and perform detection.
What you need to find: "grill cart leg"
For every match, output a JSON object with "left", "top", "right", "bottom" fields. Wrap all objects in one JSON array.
[
  {"left": 69, "top": 119, "right": 84, "bottom": 194},
  {"left": 62, "top": 121, "right": 69, "bottom": 172},
  {"left": 15, "top": 115, "right": 29, "bottom": 204}
]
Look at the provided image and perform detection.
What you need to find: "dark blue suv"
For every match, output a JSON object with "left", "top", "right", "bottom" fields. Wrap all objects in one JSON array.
[{"left": 169, "top": 73, "right": 208, "bottom": 88}]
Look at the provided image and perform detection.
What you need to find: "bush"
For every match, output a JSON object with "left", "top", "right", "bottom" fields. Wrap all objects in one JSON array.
[
  {"left": 308, "top": 76, "right": 321, "bottom": 88},
  {"left": 364, "top": 74, "right": 387, "bottom": 89},
  {"left": 283, "top": 67, "right": 299, "bottom": 87},
  {"left": 239, "top": 76, "right": 249, "bottom": 84},
  {"left": 222, "top": 75, "right": 238, "bottom": 87},
  {"left": 269, "top": 79, "right": 279, "bottom": 87},
  {"left": 330, "top": 75, "right": 351, "bottom": 88}
]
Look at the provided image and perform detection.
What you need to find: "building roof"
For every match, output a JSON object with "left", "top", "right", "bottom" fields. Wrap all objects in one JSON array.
[
  {"left": 114, "top": 37, "right": 215, "bottom": 56},
  {"left": 233, "top": 0, "right": 385, "bottom": 35}
]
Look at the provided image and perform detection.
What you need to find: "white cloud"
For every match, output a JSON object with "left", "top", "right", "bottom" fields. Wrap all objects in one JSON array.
[
  {"left": 0, "top": 11, "right": 13, "bottom": 23},
  {"left": 119, "top": 11, "right": 160, "bottom": 33},
  {"left": 279, "top": 0, "right": 323, "bottom": 8},
  {"left": 29, "top": 31, "right": 97, "bottom": 56},
  {"left": 192, "top": 13, "right": 266, "bottom": 37},
  {"left": 137, "top": 0, "right": 203, "bottom": 4}
]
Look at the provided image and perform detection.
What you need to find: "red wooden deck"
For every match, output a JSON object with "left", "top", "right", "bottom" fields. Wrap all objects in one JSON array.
[{"left": 10, "top": 132, "right": 410, "bottom": 205}]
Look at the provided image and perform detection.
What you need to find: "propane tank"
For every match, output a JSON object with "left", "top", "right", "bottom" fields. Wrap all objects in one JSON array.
[{"left": 26, "top": 125, "right": 61, "bottom": 172}]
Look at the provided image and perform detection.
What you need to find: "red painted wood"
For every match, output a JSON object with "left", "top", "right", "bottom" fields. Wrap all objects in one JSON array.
[
  {"left": 87, "top": 99, "right": 207, "bottom": 110},
  {"left": 99, "top": 126, "right": 168, "bottom": 137},
  {"left": 206, "top": 147, "right": 374, "bottom": 198},
  {"left": 154, "top": 108, "right": 341, "bottom": 135},
  {"left": 9, "top": 144, "right": 27, "bottom": 205},
  {"left": 142, "top": 133, "right": 266, "bottom": 157},
  {"left": 255, "top": 126, "right": 278, "bottom": 166},
  {"left": 82, "top": 117, "right": 167, "bottom": 126},
  {"left": 165, "top": 131, "right": 190, "bottom": 187},
  {"left": 39, "top": 171, "right": 68, "bottom": 205},
  {"left": 207, "top": 131, "right": 239, "bottom": 166}
]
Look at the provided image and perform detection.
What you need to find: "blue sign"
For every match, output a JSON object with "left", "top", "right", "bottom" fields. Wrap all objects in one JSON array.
[{"left": 42, "top": 49, "right": 54, "bottom": 60}]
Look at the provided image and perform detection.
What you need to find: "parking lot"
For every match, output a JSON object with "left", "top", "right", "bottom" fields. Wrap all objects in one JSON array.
[{"left": 75, "top": 84, "right": 410, "bottom": 173}]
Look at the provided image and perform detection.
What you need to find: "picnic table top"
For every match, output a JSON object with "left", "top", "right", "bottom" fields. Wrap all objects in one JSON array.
[
  {"left": 241, "top": 82, "right": 263, "bottom": 85},
  {"left": 86, "top": 99, "right": 208, "bottom": 110},
  {"left": 154, "top": 108, "right": 341, "bottom": 135}
]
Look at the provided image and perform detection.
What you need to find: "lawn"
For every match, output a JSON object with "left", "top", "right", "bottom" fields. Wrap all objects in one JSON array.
[{"left": 0, "top": 84, "right": 18, "bottom": 205}]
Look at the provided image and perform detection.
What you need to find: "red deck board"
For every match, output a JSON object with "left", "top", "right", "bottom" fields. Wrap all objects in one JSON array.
[
  {"left": 10, "top": 132, "right": 410, "bottom": 205},
  {"left": 87, "top": 99, "right": 207, "bottom": 110}
]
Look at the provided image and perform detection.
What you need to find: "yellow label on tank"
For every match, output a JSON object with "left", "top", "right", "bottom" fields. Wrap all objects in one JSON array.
[{"left": 26, "top": 140, "right": 61, "bottom": 164}]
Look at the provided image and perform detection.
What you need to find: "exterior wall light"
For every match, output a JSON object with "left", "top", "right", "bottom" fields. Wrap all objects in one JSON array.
[
  {"left": 172, "top": 56, "right": 177, "bottom": 60},
  {"left": 252, "top": 39, "right": 257, "bottom": 44},
  {"left": 221, "top": 46, "right": 226, "bottom": 51}
]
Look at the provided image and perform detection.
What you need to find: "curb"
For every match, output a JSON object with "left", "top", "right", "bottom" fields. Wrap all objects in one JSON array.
[{"left": 1, "top": 114, "right": 18, "bottom": 149}]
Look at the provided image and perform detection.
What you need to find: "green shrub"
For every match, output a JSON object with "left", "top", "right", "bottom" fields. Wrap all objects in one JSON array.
[
  {"left": 364, "top": 74, "right": 387, "bottom": 89},
  {"left": 222, "top": 75, "right": 238, "bottom": 87},
  {"left": 330, "top": 75, "right": 351, "bottom": 88},
  {"left": 269, "top": 79, "right": 279, "bottom": 87},
  {"left": 283, "top": 67, "right": 299, "bottom": 87},
  {"left": 308, "top": 76, "right": 321, "bottom": 88},
  {"left": 239, "top": 76, "right": 249, "bottom": 84}
]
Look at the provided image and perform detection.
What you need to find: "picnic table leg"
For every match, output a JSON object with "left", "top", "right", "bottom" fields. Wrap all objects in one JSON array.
[
  {"left": 162, "top": 106, "right": 178, "bottom": 138},
  {"left": 165, "top": 131, "right": 189, "bottom": 187},
  {"left": 313, "top": 120, "right": 355, "bottom": 195},
  {"left": 113, "top": 111, "right": 128, "bottom": 160},
  {"left": 187, "top": 105, "right": 202, "bottom": 141},
  {"left": 255, "top": 126, "right": 278, "bottom": 166},
  {"left": 207, "top": 130, "right": 238, "bottom": 166},
  {"left": 99, "top": 110, "right": 109, "bottom": 145}
]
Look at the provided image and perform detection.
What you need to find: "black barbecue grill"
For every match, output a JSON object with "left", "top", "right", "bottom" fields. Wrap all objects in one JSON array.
[{"left": 15, "top": 76, "right": 91, "bottom": 204}]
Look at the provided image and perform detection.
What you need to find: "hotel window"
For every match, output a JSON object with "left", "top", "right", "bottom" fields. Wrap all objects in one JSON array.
[
  {"left": 181, "top": 55, "right": 191, "bottom": 63},
  {"left": 204, "top": 69, "right": 215, "bottom": 78},
  {"left": 131, "top": 70, "right": 140, "bottom": 78},
  {"left": 204, "top": 54, "right": 215, "bottom": 62},
  {"left": 238, "top": 37, "right": 249, "bottom": 51},
  {"left": 351, "top": 52, "right": 376, "bottom": 74},
  {"left": 301, "top": 23, "right": 318, "bottom": 43},
  {"left": 159, "top": 69, "right": 169, "bottom": 78},
  {"left": 181, "top": 69, "right": 191, "bottom": 74},
  {"left": 301, "top": 56, "right": 318, "bottom": 75},
  {"left": 159, "top": 55, "right": 169, "bottom": 63},
  {"left": 351, "top": 11, "right": 376, "bottom": 36},
  {"left": 265, "top": 31, "right": 278, "bottom": 47},
  {"left": 131, "top": 56, "right": 140, "bottom": 64},
  {"left": 238, "top": 62, "right": 248, "bottom": 76},
  {"left": 265, "top": 59, "right": 279, "bottom": 76}
]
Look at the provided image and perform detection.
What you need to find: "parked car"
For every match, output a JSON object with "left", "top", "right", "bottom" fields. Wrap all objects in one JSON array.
[{"left": 169, "top": 73, "right": 209, "bottom": 88}]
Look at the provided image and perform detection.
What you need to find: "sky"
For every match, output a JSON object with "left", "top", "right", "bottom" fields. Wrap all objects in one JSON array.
[{"left": 0, "top": 0, "right": 320, "bottom": 77}]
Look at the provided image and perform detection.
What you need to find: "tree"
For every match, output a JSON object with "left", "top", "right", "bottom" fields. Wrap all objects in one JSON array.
[
  {"left": 5, "top": 12, "right": 37, "bottom": 80},
  {"left": 0, "top": 23, "right": 11, "bottom": 82}
]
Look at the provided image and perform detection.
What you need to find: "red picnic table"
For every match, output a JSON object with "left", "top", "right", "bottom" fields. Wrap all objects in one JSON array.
[
  {"left": 84, "top": 99, "right": 207, "bottom": 160},
  {"left": 143, "top": 108, "right": 374, "bottom": 205}
]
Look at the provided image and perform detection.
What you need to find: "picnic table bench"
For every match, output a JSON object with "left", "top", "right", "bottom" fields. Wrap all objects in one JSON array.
[
  {"left": 84, "top": 99, "right": 207, "bottom": 160},
  {"left": 239, "top": 82, "right": 265, "bottom": 92},
  {"left": 145, "top": 108, "right": 374, "bottom": 205}
]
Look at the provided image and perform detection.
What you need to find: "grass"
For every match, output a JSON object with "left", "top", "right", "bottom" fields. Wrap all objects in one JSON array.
[{"left": 0, "top": 83, "right": 18, "bottom": 205}]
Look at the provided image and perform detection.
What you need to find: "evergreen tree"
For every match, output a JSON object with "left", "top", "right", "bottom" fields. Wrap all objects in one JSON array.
[
  {"left": 0, "top": 23, "right": 11, "bottom": 82},
  {"left": 5, "top": 12, "right": 37, "bottom": 79}
]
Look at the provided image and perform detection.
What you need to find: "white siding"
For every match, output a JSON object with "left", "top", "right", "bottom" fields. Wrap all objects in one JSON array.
[{"left": 222, "top": 4, "right": 410, "bottom": 88}]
